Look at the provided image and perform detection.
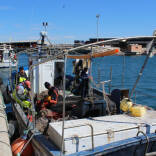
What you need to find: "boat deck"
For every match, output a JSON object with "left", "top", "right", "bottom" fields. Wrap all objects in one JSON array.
[{"left": 48, "top": 110, "right": 156, "bottom": 155}]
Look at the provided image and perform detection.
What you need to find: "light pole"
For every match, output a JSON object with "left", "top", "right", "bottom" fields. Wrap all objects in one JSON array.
[{"left": 96, "top": 14, "right": 100, "bottom": 42}]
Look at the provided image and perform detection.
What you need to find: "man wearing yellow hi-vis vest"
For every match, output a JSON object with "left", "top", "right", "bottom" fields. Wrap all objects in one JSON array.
[
  {"left": 16, "top": 66, "right": 28, "bottom": 84},
  {"left": 16, "top": 80, "right": 31, "bottom": 109}
]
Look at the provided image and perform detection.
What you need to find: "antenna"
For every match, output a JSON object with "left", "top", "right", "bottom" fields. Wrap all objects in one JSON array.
[
  {"left": 43, "top": 22, "right": 48, "bottom": 32},
  {"left": 40, "top": 22, "right": 48, "bottom": 45}
]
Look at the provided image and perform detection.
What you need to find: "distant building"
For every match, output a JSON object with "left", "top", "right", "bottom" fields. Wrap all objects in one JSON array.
[
  {"left": 0, "top": 40, "right": 37, "bottom": 53},
  {"left": 74, "top": 40, "right": 85, "bottom": 47},
  {"left": 74, "top": 37, "right": 156, "bottom": 55},
  {"left": 127, "top": 44, "right": 143, "bottom": 54}
]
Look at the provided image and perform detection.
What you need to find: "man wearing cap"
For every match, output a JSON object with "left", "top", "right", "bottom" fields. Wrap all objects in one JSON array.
[
  {"left": 16, "top": 80, "right": 31, "bottom": 108},
  {"left": 16, "top": 66, "right": 28, "bottom": 84},
  {"left": 16, "top": 81, "right": 31, "bottom": 99},
  {"left": 44, "top": 82, "right": 58, "bottom": 106}
]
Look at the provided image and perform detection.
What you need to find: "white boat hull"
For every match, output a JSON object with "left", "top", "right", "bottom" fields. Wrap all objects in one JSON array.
[{"left": 0, "top": 62, "right": 17, "bottom": 68}]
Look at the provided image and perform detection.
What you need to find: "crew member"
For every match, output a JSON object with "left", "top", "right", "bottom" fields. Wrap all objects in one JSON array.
[
  {"left": 80, "top": 67, "right": 89, "bottom": 98},
  {"left": 71, "top": 60, "right": 83, "bottom": 95},
  {"left": 16, "top": 80, "right": 31, "bottom": 108},
  {"left": 75, "top": 59, "right": 83, "bottom": 77},
  {"left": 44, "top": 82, "right": 58, "bottom": 106},
  {"left": 16, "top": 66, "right": 28, "bottom": 84},
  {"left": 54, "top": 68, "right": 63, "bottom": 89}
]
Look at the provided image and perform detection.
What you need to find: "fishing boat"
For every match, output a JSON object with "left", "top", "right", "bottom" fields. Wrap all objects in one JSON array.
[
  {"left": 0, "top": 44, "right": 17, "bottom": 68},
  {"left": 9, "top": 32, "right": 156, "bottom": 156}
]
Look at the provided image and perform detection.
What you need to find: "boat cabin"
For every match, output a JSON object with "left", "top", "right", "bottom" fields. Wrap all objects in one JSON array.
[
  {"left": 0, "top": 44, "right": 11, "bottom": 62},
  {"left": 32, "top": 59, "right": 64, "bottom": 93},
  {"left": 0, "top": 44, "right": 16, "bottom": 68}
]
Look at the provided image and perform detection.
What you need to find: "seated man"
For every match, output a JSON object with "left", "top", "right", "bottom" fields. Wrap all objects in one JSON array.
[{"left": 44, "top": 82, "right": 58, "bottom": 106}]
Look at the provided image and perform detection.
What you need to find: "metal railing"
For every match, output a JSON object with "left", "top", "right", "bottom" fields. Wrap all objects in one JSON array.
[{"left": 64, "top": 123, "right": 94, "bottom": 151}]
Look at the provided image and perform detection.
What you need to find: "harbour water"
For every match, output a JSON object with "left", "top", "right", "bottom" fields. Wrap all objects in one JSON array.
[{"left": 1, "top": 54, "right": 156, "bottom": 109}]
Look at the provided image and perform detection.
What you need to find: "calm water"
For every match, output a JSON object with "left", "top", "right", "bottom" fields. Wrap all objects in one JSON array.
[
  {"left": 91, "top": 55, "right": 156, "bottom": 109},
  {"left": 1, "top": 54, "right": 156, "bottom": 109}
]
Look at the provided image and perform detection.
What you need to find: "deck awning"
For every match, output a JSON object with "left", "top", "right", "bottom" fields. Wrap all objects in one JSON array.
[{"left": 67, "top": 48, "right": 119, "bottom": 59}]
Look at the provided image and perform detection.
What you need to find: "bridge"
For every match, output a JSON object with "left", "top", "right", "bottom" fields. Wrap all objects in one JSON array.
[
  {"left": 76, "top": 37, "right": 156, "bottom": 54},
  {"left": 0, "top": 37, "right": 156, "bottom": 55}
]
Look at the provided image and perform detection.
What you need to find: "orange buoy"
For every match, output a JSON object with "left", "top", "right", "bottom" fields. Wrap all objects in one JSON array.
[{"left": 11, "top": 137, "right": 33, "bottom": 156}]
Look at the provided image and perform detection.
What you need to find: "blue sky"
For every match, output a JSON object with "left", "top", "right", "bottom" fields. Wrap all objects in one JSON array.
[{"left": 0, "top": 0, "right": 156, "bottom": 43}]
